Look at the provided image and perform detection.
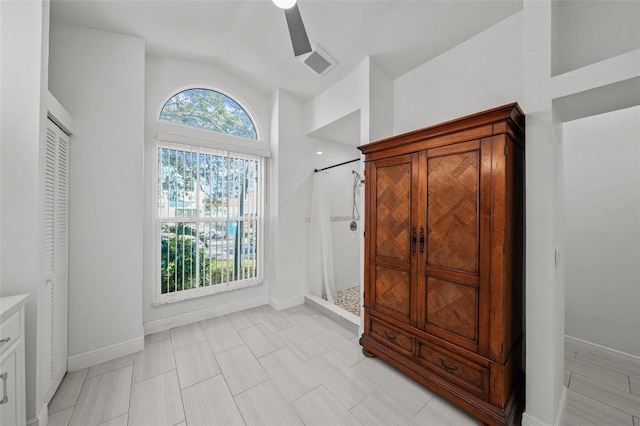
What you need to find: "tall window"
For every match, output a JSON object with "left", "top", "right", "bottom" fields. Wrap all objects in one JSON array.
[
  {"left": 158, "top": 144, "right": 261, "bottom": 297},
  {"left": 156, "top": 87, "right": 262, "bottom": 302},
  {"left": 160, "top": 88, "right": 257, "bottom": 139}
]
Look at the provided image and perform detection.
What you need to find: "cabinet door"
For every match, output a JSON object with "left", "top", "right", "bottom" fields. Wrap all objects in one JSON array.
[
  {"left": 0, "top": 350, "right": 18, "bottom": 426},
  {"left": 365, "top": 153, "right": 419, "bottom": 324},
  {"left": 41, "top": 120, "right": 69, "bottom": 403},
  {"left": 419, "top": 139, "right": 491, "bottom": 354}
]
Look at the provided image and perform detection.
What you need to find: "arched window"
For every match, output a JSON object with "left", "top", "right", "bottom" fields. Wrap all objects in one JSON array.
[
  {"left": 154, "top": 87, "right": 264, "bottom": 303},
  {"left": 159, "top": 88, "right": 257, "bottom": 140}
]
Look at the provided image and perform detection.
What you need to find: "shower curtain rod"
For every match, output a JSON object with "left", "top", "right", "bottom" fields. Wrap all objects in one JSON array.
[{"left": 314, "top": 158, "right": 360, "bottom": 173}]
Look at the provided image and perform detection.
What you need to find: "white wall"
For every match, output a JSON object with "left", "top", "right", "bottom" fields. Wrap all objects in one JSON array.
[
  {"left": 564, "top": 106, "right": 640, "bottom": 356},
  {"left": 393, "top": 11, "right": 524, "bottom": 133},
  {"left": 304, "top": 137, "right": 362, "bottom": 214},
  {"left": 327, "top": 167, "right": 362, "bottom": 293},
  {"left": 552, "top": 0, "right": 640, "bottom": 76},
  {"left": 368, "top": 59, "right": 394, "bottom": 142},
  {"left": 0, "top": 1, "right": 46, "bottom": 421},
  {"left": 143, "top": 55, "right": 271, "bottom": 329},
  {"left": 48, "top": 23, "right": 145, "bottom": 367},
  {"left": 303, "top": 56, "right": 394, "bottom": 147},
  {"left": 523, "top": 2, "right": 567, "bottom": 424},
  {"left": 268, "top": 89, "right": 307, "bottom": 308},
  {"left": 304, "top": 60, "right": 369, "bottom": 143}
]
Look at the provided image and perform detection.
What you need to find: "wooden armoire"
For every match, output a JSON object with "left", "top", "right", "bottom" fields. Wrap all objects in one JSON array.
[{"left": 359, "top": 103, "right": 524, "bottom": 426}]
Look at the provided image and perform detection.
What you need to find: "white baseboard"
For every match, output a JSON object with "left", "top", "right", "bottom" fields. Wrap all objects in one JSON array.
[
  {"left": 68, "top": 336, "right": 144, "bottom": 372},
  {"left": 521, "top": 385, "right": 567, "bottom": 426},
  {"left": 565, "top": 335, "right": 640, "bottom": 363},
  {"left": 143, "top": 294, "right": 269, "bottom": 335},
  {"left": 554, "top": 386, "right": 567, "bottom": 426},
  {"left": 268, "top": 294, "right": 305, "bottom": 311},
  {"left": 521, "top": 412, "right": 549, "bottom": 426}
]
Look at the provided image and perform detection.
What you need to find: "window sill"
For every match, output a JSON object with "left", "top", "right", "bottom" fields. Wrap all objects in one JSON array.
[{"left": 152, "top": 278, "right": 263, "bottom": 306}]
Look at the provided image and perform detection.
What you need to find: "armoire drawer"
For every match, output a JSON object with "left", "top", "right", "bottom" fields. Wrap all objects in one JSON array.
[
  {"left": 369, "top": 318, "right": 413, "bottom": 357},
  {"left": 417, "top": 340, "right": 489, "bottom": 399}
]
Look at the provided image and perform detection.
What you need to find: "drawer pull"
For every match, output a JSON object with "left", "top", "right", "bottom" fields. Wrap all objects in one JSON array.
[
  {"left": 383, "top": 330, "right": 398, "bottom": 342},
  {"left": 0, "top": 337, "right": 10, "bottom": 347},
  {"left": 0, "top": 372, "right": 8, "bottom": 405},
  {"left": 437, "top": 357, "right": 458, "bottom": 374}
]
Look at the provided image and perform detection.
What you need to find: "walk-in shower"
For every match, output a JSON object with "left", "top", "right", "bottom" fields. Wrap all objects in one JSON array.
[
  {"left": 307, "top": 154, "right": 363, "bottom": 319},
  {"left": 304, "top": 110, "right": 363, "bottom": 324}
]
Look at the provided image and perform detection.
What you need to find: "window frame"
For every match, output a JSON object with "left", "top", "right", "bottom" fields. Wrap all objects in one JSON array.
[
  {"left": 153, "top": 140, "right": 266, "bottom": 305},
  {"left": 152, "top": 86, "right": 267, "bottom": 305}
]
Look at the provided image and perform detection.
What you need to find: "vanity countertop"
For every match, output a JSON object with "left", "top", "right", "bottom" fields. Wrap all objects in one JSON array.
[{"left": 0, "top": 294, "right": 29, "bottom": 322}]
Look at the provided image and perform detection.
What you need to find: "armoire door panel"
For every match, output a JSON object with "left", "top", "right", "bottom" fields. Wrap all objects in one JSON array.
[
  {"left": 426, "top": 144, "right": 480, "bottom": 275},
  {"left": 426, "top": 276, "right": 478, "bottom": 343},
  {"left": 373, "top": 265, "right": 411, "bottom": 319},
  {"left": 369, "top": 153, "right": 419, "bottom": 325},
  {"left": 374, "top": 162, "right": 412, "bottom": 262}
]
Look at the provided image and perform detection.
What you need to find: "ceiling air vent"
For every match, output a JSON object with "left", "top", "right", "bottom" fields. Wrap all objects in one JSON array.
[{"left": 299, "top": 45, "right": 336, "bottom": 76}]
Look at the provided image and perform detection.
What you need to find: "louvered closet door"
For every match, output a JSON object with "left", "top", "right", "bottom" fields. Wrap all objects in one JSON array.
[
  {"left": 42, "top": 119, "right": 69, "bottom": 403},
  {"left": 419, "top": 139, "right": 491, "bottom": 355},
  {"left": 366, "top": 153, "right": 419, "bottom": 324}
]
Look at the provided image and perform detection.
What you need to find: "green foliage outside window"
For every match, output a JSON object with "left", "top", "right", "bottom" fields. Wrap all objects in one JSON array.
[
  {"left": 160, "top": 88, "right": 257, "bottom": 139},
  {"left": 160, "top": 221, "right": 258, "bottom": 294}
]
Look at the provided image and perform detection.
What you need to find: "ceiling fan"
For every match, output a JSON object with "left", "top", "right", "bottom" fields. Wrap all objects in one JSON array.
[{"left": 272, "top": 0, "right": 312, "bottom": 57}]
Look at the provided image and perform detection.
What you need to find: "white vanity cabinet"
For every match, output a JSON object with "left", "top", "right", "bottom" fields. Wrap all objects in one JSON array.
[{"left": 0, "top": 295, "right": 27, "bottom": 426}]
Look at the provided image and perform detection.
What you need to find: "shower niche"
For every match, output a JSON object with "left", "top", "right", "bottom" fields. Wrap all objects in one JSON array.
[{"left": 305, "top": 111, "right": 363, "bottom": 319}]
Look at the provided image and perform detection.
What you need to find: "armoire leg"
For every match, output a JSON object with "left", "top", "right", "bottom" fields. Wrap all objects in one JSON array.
[{"left": 362, "top": 348, "right": 376, "bottom": 358}]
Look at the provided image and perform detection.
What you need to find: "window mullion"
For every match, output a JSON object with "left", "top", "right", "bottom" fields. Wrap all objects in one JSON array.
[
  {"left": 241, "top": 158, "right": 246, "bottom": 281},
  {"left": 181, "top": 150, "right": 186, "bottom": 290},
  {"left": 172, "top": 149, "right": 177, "bottom": 293},
  {"left": 237, "top": 156, "right": 243, "bottom": 281},
  {"left": 226, "top": 152, "right": 231, "bottom": 285},
  {"left": 195, "top": 149, "right": 201, "bottom": 288}
]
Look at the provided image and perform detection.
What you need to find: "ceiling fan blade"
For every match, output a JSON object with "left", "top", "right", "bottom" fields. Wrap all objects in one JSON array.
[{"left": 284, "top": 4, "right": 312, "bottom": 57}]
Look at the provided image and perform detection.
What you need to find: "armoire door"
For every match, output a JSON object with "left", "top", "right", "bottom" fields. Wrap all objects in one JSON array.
[
  {"left": 365, "top": 153, "right": 419, "bottom": 325},
  {"left": 419, "top": 139, "right": 492, "bottom": 355}
]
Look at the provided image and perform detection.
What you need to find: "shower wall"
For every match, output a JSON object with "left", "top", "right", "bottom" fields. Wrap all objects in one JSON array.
[{"left": 328, "top": 167, "right": 361, "bottom": 293}]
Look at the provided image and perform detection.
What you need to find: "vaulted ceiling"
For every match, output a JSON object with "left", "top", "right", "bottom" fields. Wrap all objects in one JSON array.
[{"left": 51, "top": 0, "right": 522, "bottom": 101}]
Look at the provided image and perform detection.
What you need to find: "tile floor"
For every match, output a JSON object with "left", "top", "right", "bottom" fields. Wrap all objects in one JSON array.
[
  {"left": 47, "top": 303, "right": 480, "bottom": 426},
  {"left": 46, "top": 302, "right": 640, "bottom": 426},
  {"left": 564, "top": 339, "right": 640, "bottom": 426}
]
